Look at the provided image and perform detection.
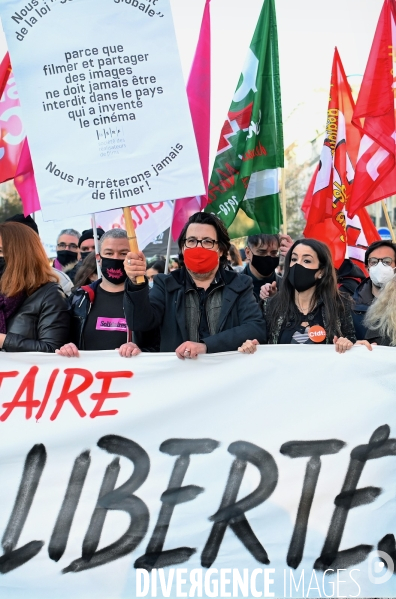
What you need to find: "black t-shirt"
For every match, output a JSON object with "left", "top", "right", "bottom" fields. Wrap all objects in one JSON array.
[
  {"left": 83, "top": 285, "right": 127, "bottom": 350},
  {"left": 278, "top": 304, "right": 326, "bottom": 344}
]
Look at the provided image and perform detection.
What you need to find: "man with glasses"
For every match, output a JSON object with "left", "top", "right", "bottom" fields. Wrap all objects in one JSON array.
[
  {"left": 352, "top": 240, "right": 396, "bottom": 339},
  {"left": 54, "top": 228, "right": 81, "bottom": 283},
  {"left": 123, "top": 212, "right": 266, "bottom": 357}
]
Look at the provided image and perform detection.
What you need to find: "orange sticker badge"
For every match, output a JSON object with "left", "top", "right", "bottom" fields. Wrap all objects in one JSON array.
[{"left": 308, "top": 325, "right": 326, "bottom": 343}]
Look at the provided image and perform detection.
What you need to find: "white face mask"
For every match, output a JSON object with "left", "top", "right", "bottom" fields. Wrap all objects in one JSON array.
[{"left": 369, "top": 262, "right": 395, "bottom": 288}]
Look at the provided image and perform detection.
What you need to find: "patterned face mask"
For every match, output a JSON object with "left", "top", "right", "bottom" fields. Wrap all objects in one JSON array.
[{"left": 100, "top": 257, "right": 127, "bottom": 284}]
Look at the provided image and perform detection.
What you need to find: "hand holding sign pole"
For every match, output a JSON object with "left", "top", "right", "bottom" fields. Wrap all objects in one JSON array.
[{"left": 123, "top": 207, "right": 145, "bottom": 284}]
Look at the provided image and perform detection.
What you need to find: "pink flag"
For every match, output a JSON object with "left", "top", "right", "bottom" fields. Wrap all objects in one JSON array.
[
  {"left": 171, "top": 0, "right": 211, "bottom": 240},
  {"left": 0, "top": 53, "right": 25, "bottom": 184},
  {"left": 14, "top": 139, "right": 41, "bottom": 216}
]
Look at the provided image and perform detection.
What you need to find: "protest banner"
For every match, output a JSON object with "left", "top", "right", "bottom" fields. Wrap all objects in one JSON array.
[
  {"left": 0, "top": 346, "right": 394, "bottom": 598},
  {"left": 0, "top": 0, "right": 204, "bottom": 221}
]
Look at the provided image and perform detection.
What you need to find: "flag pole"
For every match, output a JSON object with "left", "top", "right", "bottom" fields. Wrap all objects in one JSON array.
[
  {"left": 164, "top": 200, "right": 176, "bottom": 274},
  {"left": 281, "top": 168, "right": 287, "bottom": 235},
  {"left": 91, "top": 213, "right": 102, "bottom": 278},
  {"left": 381, "top": 200, "right": 396, "bottom": 242},
  {"left": 123, "top": 207, "right": 145, "bottom": 284}
]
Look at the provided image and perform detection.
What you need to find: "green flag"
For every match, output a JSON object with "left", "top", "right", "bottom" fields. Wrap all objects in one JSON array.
[{"left": 205, "top": 0, "right": 283, "bottom": 237}]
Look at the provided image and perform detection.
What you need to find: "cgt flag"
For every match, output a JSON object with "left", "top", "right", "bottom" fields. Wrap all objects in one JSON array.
[
  {"left": 205, "top": 0, "right": 283, "bottom": 237},
  {"left": 303, "top": 48, "right": 379, "bottom": 269},
  {"left": 348, "top": 0, "right": 396, "bottom": 216}
]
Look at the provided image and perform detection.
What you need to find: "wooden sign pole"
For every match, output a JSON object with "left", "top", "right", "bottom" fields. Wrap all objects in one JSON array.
[
  {"left": 123, "top": 207, "right": 145, "bottom": 284},
  {"left": 381, "top": 200, "right": 396, "bottom": 242}
]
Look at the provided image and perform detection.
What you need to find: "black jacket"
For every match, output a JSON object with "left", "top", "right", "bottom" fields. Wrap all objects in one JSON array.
[
  {"left": 352, "top": 278, "right": 375, "bottom": 340},
  {"left": 69, "top": 279, "right": 101, "bottom": 349},
  {"left": 3, "top": 282, "right": 70, "bottom": 352},
  {"left": 243, "top": 263, "right": 283, "bottom": 300},
  {"left": 263, "top": 295, "right": 356, "bottom": 344},
  {"left": 124, "top": 267, "right": 267, "bottom": 353},
  {"left": 70, "top": 279, "right": 159, "bottom": 351},
  {"left": 336, "top": 259, "right": 366, "bottom": 296}
]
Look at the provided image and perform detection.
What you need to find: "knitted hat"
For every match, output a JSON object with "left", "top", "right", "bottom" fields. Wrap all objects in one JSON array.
[{"left": 78, "top": 227, "right": 105, "bottom": 248}]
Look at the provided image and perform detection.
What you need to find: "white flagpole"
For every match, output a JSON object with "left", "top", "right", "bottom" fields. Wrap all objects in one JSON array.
[
  {"left": 92, "top": 213, "right": 102, "bottom": 278},
  {"left": 164, "top": 200, "right": 176, "bottom": 274}
]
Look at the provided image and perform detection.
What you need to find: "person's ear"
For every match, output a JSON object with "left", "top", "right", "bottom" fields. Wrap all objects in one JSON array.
[
  {"left": 316, "top": 269, "right": 324, "bottom": 280},
  {"left": 245, "top": 247, "right": 251, "bottom": 262}
]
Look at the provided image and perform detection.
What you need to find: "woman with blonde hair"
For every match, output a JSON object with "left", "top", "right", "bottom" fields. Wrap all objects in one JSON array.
[
  {"left": 0, "top": 222, "right": 70, "bottom": 352},
  {"left": 356, "top": 276, "right": 396, "bottom": 347}
]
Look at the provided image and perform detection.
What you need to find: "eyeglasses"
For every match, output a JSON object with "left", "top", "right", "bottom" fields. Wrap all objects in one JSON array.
[
  {"left": 57, "top": 242, "right": 78, "bottom": 251},
  {"left": 184, "top": 237, "right": 219, "bottom": 250},
  {"left": 367, "top": 257, "right": 395, "bottom": 267}
]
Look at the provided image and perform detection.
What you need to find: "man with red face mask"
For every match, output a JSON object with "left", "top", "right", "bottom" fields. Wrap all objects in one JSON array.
[{"left": 123, "top": 212, "right": 266, "bottom": 358}]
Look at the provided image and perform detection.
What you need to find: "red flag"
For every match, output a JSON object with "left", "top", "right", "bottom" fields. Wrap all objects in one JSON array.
[
  {"left": 171, "top": 0, "right": 211, "bottom": 240},
  {"left": 303, "top": 48, "right": 380, "bottom": 269},
  {"left": 0, "top": 54, "right": 25, "bottom": 184},
  {"left": 348, "top": 0, "right": 396, "bottom": 216}
]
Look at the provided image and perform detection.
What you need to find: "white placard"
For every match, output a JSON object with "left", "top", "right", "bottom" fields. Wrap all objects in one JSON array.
[
  {"left": 0, "top": 346, "right": 395, "bottom": 598},
  {"left": 0, "top": 0, "right": 204, "bottom": 220}
]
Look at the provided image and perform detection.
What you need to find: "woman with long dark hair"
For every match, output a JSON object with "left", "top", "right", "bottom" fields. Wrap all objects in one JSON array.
[
  {"left": 0, "top": 222, "right": 70, "bottom": 352},
  {"left": 239, "top": 238, "right": 356, "bottom": 353},
  {"left": 72, "top": 251, "right": 98, "bottom": 291}
]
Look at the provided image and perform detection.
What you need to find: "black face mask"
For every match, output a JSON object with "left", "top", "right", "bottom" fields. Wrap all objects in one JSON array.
[
  {"left": 56, "top": 250, "right": 78, "bottom": 267},
  {"left": 251, "top": 253, "right": 279, "bottom": 277},
  {"left": 80, "top": 251, "right": 93, "bottom": 262},
  {"left": 0, "top": 257, "right": 6, "bottom": 278},
  {"left": 288, "top": 263, "right": 320, "bottom": 292},
  {"left": 100, "top": 256, "right": 127, "bottom": 285}
]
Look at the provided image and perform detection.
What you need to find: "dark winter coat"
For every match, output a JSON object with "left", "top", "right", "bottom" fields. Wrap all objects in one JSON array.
[
  {"left": 351, "top": 278, "right": 375, "bottom": 340},
  {"left": 3, "top": 282, "right": 70, "bottom": 352},
  {"left": 124, "top": 267, "right": 267, "bottom": 353},
  {"left": 336, "top": 259, "right": 365, "bottom": 296},
  {"left": 243, "top": 263, "right": 283, "bottom": 300},
  {"left": 263, "top": 295, "right": 356, "bottom": 345}
]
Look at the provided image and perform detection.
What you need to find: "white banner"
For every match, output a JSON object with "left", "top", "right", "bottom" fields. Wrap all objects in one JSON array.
[
  {"left": 0, "top": 0, "right": 204, "bottom": 221},
  {"left": 35, "top": 201, "right": 173, "bottom": 257},
  {"left": 0, "top": 346, "right": 395, "bottom": 599}
]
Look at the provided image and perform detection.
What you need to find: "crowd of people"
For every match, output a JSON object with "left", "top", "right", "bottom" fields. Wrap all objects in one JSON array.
[{"left": 0, "top": 211, "right": 394, "bottom": 358}]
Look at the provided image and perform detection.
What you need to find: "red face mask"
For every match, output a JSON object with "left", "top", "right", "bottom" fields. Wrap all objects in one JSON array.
[{"left": 183, "top": 247, "right": 219, "bottom": 274}]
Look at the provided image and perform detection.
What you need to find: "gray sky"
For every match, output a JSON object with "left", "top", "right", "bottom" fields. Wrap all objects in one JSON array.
[{"left": 0, "top": 0, "right": 385, "bottom": 164}]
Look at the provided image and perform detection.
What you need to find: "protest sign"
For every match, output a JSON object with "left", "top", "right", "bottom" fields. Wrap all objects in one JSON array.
[
  {"left": 0, "top": 0, "right": 204, "bottom": 221},
  {"left": 0, "top": 346, "right": 394, "bottom": 599},
  {"left": 35, "top": 201, "right": 174, "bottom": 257}
]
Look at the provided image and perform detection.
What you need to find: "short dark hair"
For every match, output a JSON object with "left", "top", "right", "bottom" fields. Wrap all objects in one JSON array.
[
  {"left": 178, "top": 212, "right": 231, "bottom": 267},
  {"left": 148, "top": 260, "right": 165, "bottom": 274},
  {"left": 365, "top": 240, "right": 396, "bottom": 265},
  {"left": 246, "top": 234, "right": 280, "bottom": 249}
]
